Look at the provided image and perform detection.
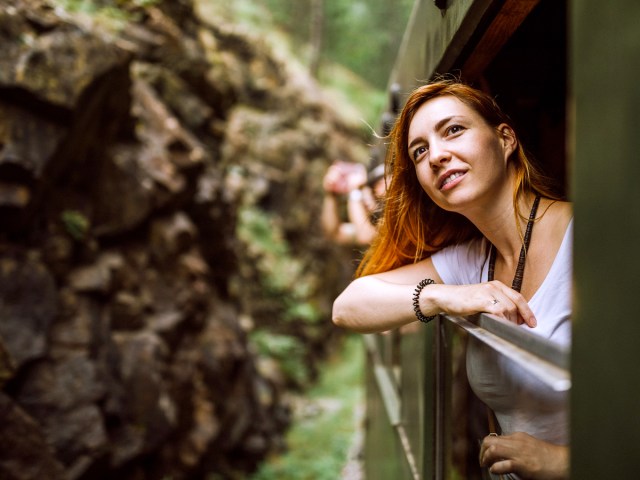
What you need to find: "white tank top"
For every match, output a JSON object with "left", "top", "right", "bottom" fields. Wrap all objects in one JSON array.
[{"left": 431, "top": 220, "right": 573, "bottom": 444}]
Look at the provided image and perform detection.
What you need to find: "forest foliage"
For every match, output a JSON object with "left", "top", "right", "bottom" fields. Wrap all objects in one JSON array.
[
  {"left": 200, "top": 0, "right": 414, "bottom": 127},
  {"left": 54, "top": 0, "right": 414, "bottom": 133},
  {"left": 260, "top": 0, "right": 415, "bottom": 88}
]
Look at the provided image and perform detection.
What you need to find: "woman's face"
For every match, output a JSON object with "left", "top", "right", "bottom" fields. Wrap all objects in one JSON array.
[{"left": 406, "top": 95, "right": 516, "bottom": 213}]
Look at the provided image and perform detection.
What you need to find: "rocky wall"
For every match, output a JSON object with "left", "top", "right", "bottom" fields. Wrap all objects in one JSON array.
[{"left": 0, "top": 1, "right": 369, "bottom": 478}]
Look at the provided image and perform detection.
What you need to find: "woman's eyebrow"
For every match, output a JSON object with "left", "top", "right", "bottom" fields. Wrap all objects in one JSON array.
[
  {"left": 408, "top": 136, "right": 424, "bottom": 150},
  {"left": 434, "top": 115, "right": 463, "bottom": 131},
  {"left": 408, "top": 115, "right": 462, "bottom": 150}
]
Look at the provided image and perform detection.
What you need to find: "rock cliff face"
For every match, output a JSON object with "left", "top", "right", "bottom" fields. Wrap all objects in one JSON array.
[{"left": 0, "top": 1, "right": 368, "bottom": 479}]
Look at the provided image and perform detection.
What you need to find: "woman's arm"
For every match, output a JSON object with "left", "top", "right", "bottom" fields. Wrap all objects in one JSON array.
[{"left": 332, "top": 258, "right": 537, "bottom": 333}]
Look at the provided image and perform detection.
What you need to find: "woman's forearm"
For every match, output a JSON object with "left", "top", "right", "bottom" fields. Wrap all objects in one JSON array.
[
  {"left": 332, "top": 275, "right": 420, "bottom": 332},
  {"left": 332, "top": 258, "right": 445, "bottom": 333},
  {"left": 332, "top": 262, "right": 537, "bottom": 332}
]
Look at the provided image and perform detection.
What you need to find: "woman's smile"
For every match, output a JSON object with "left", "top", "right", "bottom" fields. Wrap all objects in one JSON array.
[{"left": 439, "top": 170, "right": 467, "bottom": 190}]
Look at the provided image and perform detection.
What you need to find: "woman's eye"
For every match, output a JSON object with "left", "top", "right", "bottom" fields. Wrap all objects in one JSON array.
[
  {"left": 447, "top": 125, "right": 464, "bottom": 135},
  {"left": 413, "top": 145, "right": 428, "bottom": 162}
]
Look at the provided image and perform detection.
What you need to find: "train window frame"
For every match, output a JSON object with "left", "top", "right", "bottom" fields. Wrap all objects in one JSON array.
[
  {"left": 363, "top": 0, "right": 640, "bottom": 477},
  {"left": 433, "top": 314, "right": 570, "bottom": 479},
  {"left": 362, "top": 1, "right": 571, "bottom": 479},
  {"left": 363, "top": 312, "right": 570, "bottom": 480}
]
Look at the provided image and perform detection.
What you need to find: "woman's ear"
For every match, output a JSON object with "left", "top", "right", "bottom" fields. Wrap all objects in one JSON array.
[{"left": 497, "top": 123, "right": 517, "bottom": 159}]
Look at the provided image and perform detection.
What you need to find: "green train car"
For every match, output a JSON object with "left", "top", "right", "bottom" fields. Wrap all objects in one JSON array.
[{"left": 362, "top": 1, "right": 640, "bottom": 478}]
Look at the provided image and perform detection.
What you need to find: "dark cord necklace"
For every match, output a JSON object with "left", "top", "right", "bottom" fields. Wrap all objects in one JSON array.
[{"left": 487, "top": 195, "right": 541, "bottom": 293}]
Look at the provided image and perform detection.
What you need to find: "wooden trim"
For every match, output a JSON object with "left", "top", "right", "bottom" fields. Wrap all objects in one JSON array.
[{"left": 461, "top": 0, "right": 541, "bottom": 80}]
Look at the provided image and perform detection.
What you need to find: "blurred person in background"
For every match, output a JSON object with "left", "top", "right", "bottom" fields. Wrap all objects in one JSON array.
[{"left": 321, "top": 160, "right": 387, "bottom": 247}]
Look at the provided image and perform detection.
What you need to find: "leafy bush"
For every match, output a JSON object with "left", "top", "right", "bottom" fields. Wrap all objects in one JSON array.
[
  {"left": 237, "top": 206, "right": 322, "bottom": 325},
  {"left": 250, "top": 331, "right": 311, "bottom": 386},
  {"left": 60, "top": 210, "right": 90, "bottom": 240}
]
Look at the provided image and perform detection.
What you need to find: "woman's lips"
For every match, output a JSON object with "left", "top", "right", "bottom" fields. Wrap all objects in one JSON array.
[{"left": 439, "top": 170, "right": 466, "bottom": 190}]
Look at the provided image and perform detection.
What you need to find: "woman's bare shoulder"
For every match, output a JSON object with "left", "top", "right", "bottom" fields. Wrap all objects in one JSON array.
[
  {"left": 554, "top": 199, "right": 573, "bottom": 217},
  {"left": 542, "top": 199, "right": 573, "bottom": 227},
  {"left": 555, "top": 200, "right": 573, "bottom": 230},
  {"left": 537, "top": 199, "right": 573, "bottom": 247}
]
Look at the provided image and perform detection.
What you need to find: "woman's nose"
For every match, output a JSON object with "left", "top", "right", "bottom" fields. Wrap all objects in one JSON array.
[{"left": 428, "top": 140, "right": 451, "bottom": 169}]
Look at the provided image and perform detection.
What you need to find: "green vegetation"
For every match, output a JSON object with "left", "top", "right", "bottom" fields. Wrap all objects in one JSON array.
[
  {"left": 55, "top": 0, "right": 412, "bottom": 126},
  {"left": 237, "top": 206, "right": 321, "bottom": 326},
  {"left": 52, "top": 0, "right": 160, "bottom": 30},
  {"left": 250, "top": 331, "right": 311, "bottom": 386},
  {"left": 318, "top": 62, "right": 388, "bottom": 136},
  {"left": 56, "top": 0, "right": 158, "bottom": 11},
  {"left": 61, "top": 210, "right": 90, "bottom": 240},
  {"left": 236, "top": 206, "right": 323, "bottom": 387},
  {"left": 259, "top": 0, "right": 414, "bottom": 90},
  {"left": 248, "top": 334, "right": 365, "bottom": 480},
  {"left": 195, "top": 0, "right": 413, "bottom": 131}
]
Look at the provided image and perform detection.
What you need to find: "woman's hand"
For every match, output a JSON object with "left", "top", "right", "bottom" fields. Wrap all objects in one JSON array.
[
  {"left": 425, "top": 281, "right": 537, "bottom": 328},
  {"left": 479, "top": 432, "right": 569, "bottom": 480}
]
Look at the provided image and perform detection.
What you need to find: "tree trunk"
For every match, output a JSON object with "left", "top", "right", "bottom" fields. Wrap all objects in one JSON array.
[{"left": 309, "top": 0, "right": 324, "bottom": 78}]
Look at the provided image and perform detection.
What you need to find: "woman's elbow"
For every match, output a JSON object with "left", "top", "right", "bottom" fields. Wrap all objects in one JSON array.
[
  {"left": 331, "top": 289, "right": 363, "bottom": 331},
  {"left": 332, "top": 293, "right": 373, "bottom": 333},
  {"left": 331, "top": 295, "right": 350, "bottom": 330}
]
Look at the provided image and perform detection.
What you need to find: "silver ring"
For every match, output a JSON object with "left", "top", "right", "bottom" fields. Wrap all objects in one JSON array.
[{"left": 491, "top": 298, "right": 499, "bottom": 305}]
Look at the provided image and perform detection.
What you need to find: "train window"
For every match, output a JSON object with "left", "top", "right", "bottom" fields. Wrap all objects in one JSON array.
[
  {"left": 436, "top": 314, "right": 570, "bottom": 480},
  {"left": 478, "top": 0, "right": 568, "bottom": 196},
  {"left": 363, "top": 0, "right": 572, "bottom": 479},
  {"left": 364, "top": 0, "right": 640, "bottom": 477}
]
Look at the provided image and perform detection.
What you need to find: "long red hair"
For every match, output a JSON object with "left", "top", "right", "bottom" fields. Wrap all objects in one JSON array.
[{"left": 357, "top": 80, "right": 561, "bottom": 277}]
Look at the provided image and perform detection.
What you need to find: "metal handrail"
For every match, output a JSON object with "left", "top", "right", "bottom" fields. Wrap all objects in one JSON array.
[{"left": 442, "top": 313, "right": 571, "bottom": 392}]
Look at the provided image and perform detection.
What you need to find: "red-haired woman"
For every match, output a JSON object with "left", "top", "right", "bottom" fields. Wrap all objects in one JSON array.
[{"left": 333, "top": 80, "right": 572, "bottom": 479}]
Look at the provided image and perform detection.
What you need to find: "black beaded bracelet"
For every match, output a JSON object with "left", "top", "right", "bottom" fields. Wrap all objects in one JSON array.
[{"left": 412, "top": 278, "right": 436, "bottom": 323}]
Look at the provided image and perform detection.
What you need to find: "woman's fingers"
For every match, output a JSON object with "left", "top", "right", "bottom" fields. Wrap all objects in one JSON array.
[
  {"left": 484, "top": 281, "right": 537, "bottom": 328},
  {"left": 432, "top": 282, "right": 537, "bottom": 328},
  {"left": 479, "top": 432, "right": 569, "bottom": 480},
  {"left": 479, "top": 433, "right": 503, "bottom": 466},
  {"left": 480, "top": 435, "right": 518, "bottom": 469}
]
